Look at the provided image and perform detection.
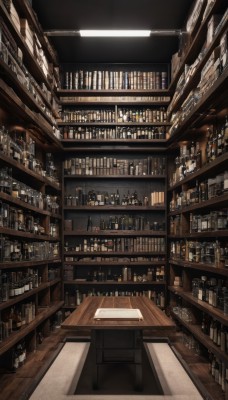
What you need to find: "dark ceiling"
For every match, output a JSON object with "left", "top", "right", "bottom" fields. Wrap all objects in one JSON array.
[{"left": 31, "top": 0, "right": 193, "bottom": 64}]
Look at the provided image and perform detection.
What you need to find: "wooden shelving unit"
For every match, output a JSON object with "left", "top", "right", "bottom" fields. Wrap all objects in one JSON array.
[{"left": 0, "top": 0, "right": 63, "bottom": 372}]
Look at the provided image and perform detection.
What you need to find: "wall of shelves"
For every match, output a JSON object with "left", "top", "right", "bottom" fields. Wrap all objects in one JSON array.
[
  {"left": 60, "top": 68, "right": 169, "bottom": 310},
  {"left": 0, "top": 0, "right": 63, "bottom": 374},
  {"left": 167, "top": 1, "right": 228, "bottom": 398}
]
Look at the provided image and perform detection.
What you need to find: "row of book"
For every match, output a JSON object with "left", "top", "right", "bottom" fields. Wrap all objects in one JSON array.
[
  {"left": 63, "top": 70, "right": 168, "bottom": 90},
  {"left": 64, "top": 156, "right": 166, "bottom": 176}
]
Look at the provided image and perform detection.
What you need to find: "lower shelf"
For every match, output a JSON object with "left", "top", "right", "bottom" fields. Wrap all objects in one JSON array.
[
  {"left": 170, "top": 310, "right": 228, "bottom": 364},
  {"left": 172, "top": 338, "right": 226, "bottom": 400},
  {"left": 0, "top": 301, "right": 64, "bottom": 356}
]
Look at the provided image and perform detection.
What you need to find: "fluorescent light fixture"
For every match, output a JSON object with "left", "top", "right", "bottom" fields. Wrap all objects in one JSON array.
[
  {"left": 79, "top": 30, "right": 151, "bottom": 37},
  {"left": 45, "top": 29, "right": 183, "bottom": 37}
]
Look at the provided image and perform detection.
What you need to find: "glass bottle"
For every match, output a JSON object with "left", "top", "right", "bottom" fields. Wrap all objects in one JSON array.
[{"left": 224, "top": 115, "right": 228, "bottom": 153}]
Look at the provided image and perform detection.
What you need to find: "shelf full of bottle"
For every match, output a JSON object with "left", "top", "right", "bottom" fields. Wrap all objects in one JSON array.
[
  {"left": 0, "top": 200, "right": 60, "bottom": 239},
  {"left": 0, "top": 126, "right": 61, "bottom": 189},
  {"left": 168, "top": 8, "right": 228, "bottom": 113},
  {"left": 0, "top": 294, "right": 62, "bottom": 352},
  {"left": 64, "top": 287, "right": 166, "bottom": 312},
  {"left": 0, "top": 18, "right": 60, "bottom": 129},
  {"left": 64, "top": 234, "right": 166, "bottom": 255},
  {"left": 171, "top": 294, "right": 228, "bottom": 362},
  {"left": 59, "top": 105, "right": 169, "bottom": 142},
  {"left": 0, "top": 263, "right": 60, "bottom": 306},
  {"left": 169, "top": 170, "right": 228, "bottom": 213},
  {"left": 0, "top": 237, "right": 60, "bottom": 264},
  {"left": 0, "top": 0, "right": 59, "bottom": 83},
  {"left": 64, "top": 211, "right": 166, "bottom": 234},
  {"left": 173, "top": 325, "right": 228, "bottom": 398},
  {"left": 169, "top": 264, "right": 228, "bottom": 322},
  {"left": 0, "top": 300, "right": 63, "bottom": 360},
  {"left": 2, "top": 311, "right": 61, "bottom": 373},
  {"left": 62, "top": 66, "right": 169, "bottom": 91},
  {"left": 64, "top": 263, "right": 166, "bottom": 284},
  {"left": 61, "top": 125, "right": 168, "bottom": 142},
  {"left": 168, "top": 118, "right": 228, "bottom": 188},
  {"left": 64, "top": 155, "right": 166, "bottom": 178},
  {"left": 168, "top": 36, "right": 228, "bottom": 140},
  {"left": 169, "top": 238, "right": 228, "bottom": 272},
  {"left": 170, "top": 305, "right": 228, "bottom": 395},
  {"left": 170, "top": 210, "right": 228, "bottom": 237},
  {"left": 0, "top": 167, "right": 60, "bottom": 217},
  {"left": 60, "top": 105, "right": 168, "bottom": 124},
  {"left": 64, "top": 187, "right": 165, "bottom": 209}
]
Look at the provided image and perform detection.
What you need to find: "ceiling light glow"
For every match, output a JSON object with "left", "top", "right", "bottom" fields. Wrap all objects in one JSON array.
[{"left": 79, "top": 30, "right": 151, "bottom": 37}]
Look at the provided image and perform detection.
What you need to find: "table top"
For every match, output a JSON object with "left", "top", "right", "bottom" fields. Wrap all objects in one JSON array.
[{"left": 62, "top": 296, "right": 176, "bottom": 331}]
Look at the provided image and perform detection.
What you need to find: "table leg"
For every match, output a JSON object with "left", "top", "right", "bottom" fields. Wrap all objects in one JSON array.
[
  {"left": 91, "top": 330, "right": 99, "bottom": 389},
  {"left": 134, "top": 330, "right": 143, "bottom": 391}
]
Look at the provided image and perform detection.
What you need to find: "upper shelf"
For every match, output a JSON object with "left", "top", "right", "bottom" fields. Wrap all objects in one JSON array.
[
  {"left": 0, "top": 78, "right": 62, "bottom": 149},
  {"left": 0, "top": 1, "right": 55, "bottom": 92},
  {"left": 57, "top": 89, "right": 171, "bottom": 105},
  {"left": 0, "top": 59, "right": 57, "bottom": 129},
  {"left": 168, "top": 67, "right": 228, "bottom": 145},
  {"left": 168, "top": 0, "right": 228, "bottom": 92},
  {"left": 168, "top": 152, "right": 228, "bottom": 191},
  {"left": 169, "top": 15, "right": 228, "bottom": 116},
  {"left": 13, "top": 0, "right": 58, "bottom": 66}
]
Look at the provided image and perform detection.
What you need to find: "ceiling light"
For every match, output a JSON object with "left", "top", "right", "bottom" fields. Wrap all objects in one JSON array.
[
  {"left": 79, "top": 30, "right": 151, "bottom": 37},
  {"left": 44, "top": 29, "right": 184, "bottom": 37}
]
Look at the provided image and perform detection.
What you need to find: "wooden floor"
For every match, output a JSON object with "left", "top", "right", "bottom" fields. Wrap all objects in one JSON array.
[{"left": 0, "top": 328, "right": 224, "bottom": 400}]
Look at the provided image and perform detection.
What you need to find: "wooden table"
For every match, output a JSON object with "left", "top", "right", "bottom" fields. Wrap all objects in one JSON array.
[{"left": 62, "top": 296, "right": 175, "bottom": 390}]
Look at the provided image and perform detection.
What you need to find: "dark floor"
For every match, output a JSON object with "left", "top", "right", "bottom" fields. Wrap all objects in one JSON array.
[{"left": 0, "top": 328, "right": 225, "bottom": 400}]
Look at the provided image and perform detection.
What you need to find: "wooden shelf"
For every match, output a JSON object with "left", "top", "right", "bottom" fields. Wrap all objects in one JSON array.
[
  {"left": 57, "top": 88, "right": 172, "bottom": 97},
  {"left": 13, "top": 0, "right": 58, "bottom": 66},
  {"left": 64, "top": 280, "right": 165, "bottom": 285},
  {"left": 0, "top": 153, "right": 61, "bottom": 192},
  {"left": 168, "top": 193, "right": 228, "bottom": 215},
  {"left": 64, "top": 230, "right": 166, "bottom": 237},
  {"left": 0, "top": 0, "right": 63, "bottom": 370},
  {"left": 169, "top": 0, "right": 227, "bottom": 91},
  {"left": 0, "top": 1, "right": 53, "bottom": 92},
  {"left": 0, "top": 259, "right": 62, "bottom": 270},
  {"left": 0, "top": 227, "right": 60, "bottom": 241},
  {"left": 64, "top": 261, "right": 165, "bottom": 266},
  {"left": 168, "top": 67, "right": 228, "bottom": 145},
  {"left": 64, "top": 251, "right": 166, "bottom": 256},
  {"left": 62, "top": 146, "right": 167, "bottom": 153},
  {"left": 64, "top": 174, "right": 166, "bottom": 180},
  {"left": 170, "top": 310, "right": 228, "bottom": 364},
  {"left": 0, "top": 59, "right": 57, "bottom": 128},
  {"left": 0, "top": 191, "right": 49, "bottom": 216},
  {"left": 169, "top": 287, "right": 228, "bottom": 326},
  {"left": 0, "top": 78, "right": 62, "bottom": 149},
  {"left": 169, "top": 14, "right": 228, "bottom": 115},
  {"left": 59, "top": 122, "right": 170, "bottom": 127},
  {"left": 0, "top": 281, "right": 59, "bottom": 312},
  {"left": 0, "top": 301, "right": 64, "bottom": 356},
  {"left": 168, "top": 153, "right": 228, "bottom": 191},
  {"left": 168, "top": 259, "right": 228, "bottom": 277},
  {"left": 61, "top": 138, "right": 167, "bottom": 143},
  {"left": 64, "top": 205, "right": 166, "bottom": 211},
  {"left": 169, "top": 230, "right": 228, "bottom": 238}
]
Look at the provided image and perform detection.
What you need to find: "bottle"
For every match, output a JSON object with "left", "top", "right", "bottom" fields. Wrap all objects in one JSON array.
[
  {"left": 87, "top": 216, "right": 93, "bottom": 231},
  {"left": 201, "top": 313, "right": 206, "bottom": 334},
  {"left": 195, "top": 141, "right": 202, "bottom": 170},
  {"left": 115, "top": 189, "right": 120, "bottom": 205},
  {"left": 224, "top": 115, "right": 228, "bottom": 153}
]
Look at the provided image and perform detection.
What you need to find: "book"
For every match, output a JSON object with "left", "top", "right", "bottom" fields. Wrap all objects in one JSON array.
[{"left": 94, "top": 308, "right": 143, "bottom": 320}]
